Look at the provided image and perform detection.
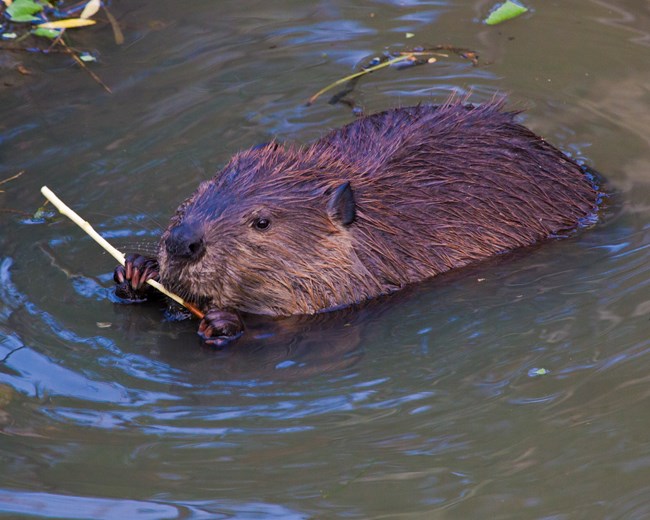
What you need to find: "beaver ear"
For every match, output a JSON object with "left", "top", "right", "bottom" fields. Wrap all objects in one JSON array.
[{"left": 327, "top": 181, "right": 356, "bottom": 226}]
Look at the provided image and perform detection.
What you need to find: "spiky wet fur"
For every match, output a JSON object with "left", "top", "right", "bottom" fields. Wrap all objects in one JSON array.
[{"left": 157, "top": 99, "right": 600, "bottom": 316}]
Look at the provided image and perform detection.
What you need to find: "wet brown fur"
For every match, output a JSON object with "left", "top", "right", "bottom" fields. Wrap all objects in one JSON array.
[{"left": 157, "top": 99, "right": 600, "bottom": 316}]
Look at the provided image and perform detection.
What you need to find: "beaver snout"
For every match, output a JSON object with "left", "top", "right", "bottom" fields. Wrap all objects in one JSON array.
[{"left": 165, "top": 222, "right": 206, "bottom": 262}]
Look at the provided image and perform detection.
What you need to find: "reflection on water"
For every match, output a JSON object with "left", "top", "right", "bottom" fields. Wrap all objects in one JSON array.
[
  {"left": 2, "top": 0, "right": 650, "bottom": 518},
  {"left": 0, "top": 490, "right": 308, "bottom": 519}
]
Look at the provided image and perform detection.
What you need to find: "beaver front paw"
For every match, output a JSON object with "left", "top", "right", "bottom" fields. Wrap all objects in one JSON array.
[
  {"left": 198, "top": 309, "right": 244, "bottom": 347},
  {"left": 113, "top": 253, "right": 159, "bottom": 302}
]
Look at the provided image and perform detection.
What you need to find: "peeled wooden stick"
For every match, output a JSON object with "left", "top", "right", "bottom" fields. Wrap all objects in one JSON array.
[{"left": 40, "top": 186, "right": 205, "bottom": 319}]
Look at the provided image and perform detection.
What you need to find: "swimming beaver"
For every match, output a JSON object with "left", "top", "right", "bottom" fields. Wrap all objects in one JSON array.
[{"left": 114, "top": 99, "right": 600, "bottom": 345}]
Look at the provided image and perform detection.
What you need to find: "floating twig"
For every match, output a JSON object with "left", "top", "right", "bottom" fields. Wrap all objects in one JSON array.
[
  {"left": 0, "top": 46, "right": 69, "bottom": 53},
  {"left": 59, "top": 38, "right": 112, "bottom": 93},
  {"left": 0, "top": 208, "right": 32, "bottom": 217},
  {"left": 398, "top": 45, "right": 479, "bottom": 66},
  {"left": 103, "top": 4, "right": 124, "bottom": 45},
  {"left": 310, "top": 45, "right": 480, "bottom": 112},
  {"left": 0, "top": 170, "right": 24, "bottom": 191},
  {"left": 420, "top": 44, "right": 479, "bottom": 65},
  {"left": 306, "top": 54, "right": 415, "bottom": 106},
  {"left": 40, "top": 186, "right": 204, "bottom": 319}
]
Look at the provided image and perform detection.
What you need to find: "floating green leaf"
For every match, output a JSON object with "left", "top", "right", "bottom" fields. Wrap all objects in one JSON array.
[
  {"left": 6, "top": 0, "right": 44, "bottom": 23},
  {"left": 485, "top": 0, "right": 528, "bottom": 26},
  {"left": 79, "top": 51, "right": 96, "bottom": 62},
  {"left": 32, "top": 27, "right": 62, "bottom": 39},
  {"left": 33, "top": 205, "right": 56, "bottom": 221}
]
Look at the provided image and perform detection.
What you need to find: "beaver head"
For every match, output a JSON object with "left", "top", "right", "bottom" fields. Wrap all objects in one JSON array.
[{"left": 157, "top": 143, "right": 373, "bottom": 316}]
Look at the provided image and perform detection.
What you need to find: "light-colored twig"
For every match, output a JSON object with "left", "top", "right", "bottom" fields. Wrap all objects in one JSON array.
[
  {"left": 0, "top": 170, "right": 24, "bottom": 191},
  {"left": 40, "top": 186, "right": 204, "bottom": 319}
]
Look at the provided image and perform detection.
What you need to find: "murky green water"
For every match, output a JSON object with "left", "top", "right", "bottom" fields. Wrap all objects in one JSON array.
[{"left": 1, "top": 0, "right": 650, "bottom": 518}]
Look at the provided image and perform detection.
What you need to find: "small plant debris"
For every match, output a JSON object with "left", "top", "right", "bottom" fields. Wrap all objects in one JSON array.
[
  {"left": 307, "top": 45, "right": 479, "bottom": 112},
  {"left": 0, "top": 0, "right": 123, "bottom": 92},
  {"left": 485, "top": 0, "right": 529, "bottom": 25}
]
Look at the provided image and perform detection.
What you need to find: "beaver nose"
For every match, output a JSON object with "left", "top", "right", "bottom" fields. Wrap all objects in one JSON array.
[{"left": 165, "top": 223, "right": 206, "bottom": 262}]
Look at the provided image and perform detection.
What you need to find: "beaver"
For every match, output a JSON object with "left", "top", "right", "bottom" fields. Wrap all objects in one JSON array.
[{"left": 114, "top": 99, "right": 601, "bottom": 346}]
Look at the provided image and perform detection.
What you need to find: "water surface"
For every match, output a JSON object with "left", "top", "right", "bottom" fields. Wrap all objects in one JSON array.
[{"left": 1, "top": 0, "right": 650, "bottom": 518}]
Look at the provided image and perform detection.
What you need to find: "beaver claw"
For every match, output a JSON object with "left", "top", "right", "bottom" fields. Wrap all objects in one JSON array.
[
  {"left": 114, "top": 253, "right": 159, "bottom": 301},
  {"left": 198, "top": 310, "right": 244, "bottom": 347}
]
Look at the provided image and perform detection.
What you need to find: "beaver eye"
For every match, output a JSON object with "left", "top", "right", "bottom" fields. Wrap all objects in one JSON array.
[{"left": 252, "top": 217, "right": 271, "bottom": 231}]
